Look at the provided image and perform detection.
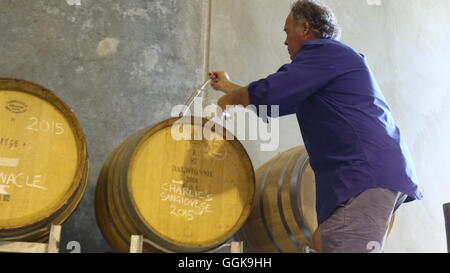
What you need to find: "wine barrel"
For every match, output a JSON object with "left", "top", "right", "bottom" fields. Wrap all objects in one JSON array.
[
  {"left": 237, "top": 146, "right": 396, "bottom": 253},
  {"left": 236, "top": 146, "right": 316, "bottom": 253},
  {"left": 0, "top": 78, "right": 89, "bottom": 242},
  {"left": 95, "top": 116, "right": 255, "bottom": 253}
]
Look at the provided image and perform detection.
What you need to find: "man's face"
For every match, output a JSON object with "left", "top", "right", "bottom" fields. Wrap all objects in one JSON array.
[{"left": 284, "top": 13, "right": 308, "bottom": 60}]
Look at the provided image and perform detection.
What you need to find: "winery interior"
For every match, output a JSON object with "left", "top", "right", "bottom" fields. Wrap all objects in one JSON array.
[{"left": 0, "top": 0, "right": 449, "bottom": 253}]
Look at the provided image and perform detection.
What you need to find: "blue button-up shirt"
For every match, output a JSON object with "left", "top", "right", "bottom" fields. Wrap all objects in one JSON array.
[{"left": 248, "top": 38, "right": 423, "bottom": 225}]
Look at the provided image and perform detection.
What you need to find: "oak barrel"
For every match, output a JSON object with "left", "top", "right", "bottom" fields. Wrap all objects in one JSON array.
[
  {"left": 237, "top": 146, "right": 396, "bottom": 253},
  {"left": 95, "top": 116, "right": 255, "bottom": 253},
  {"left": 0, "top": 78, "right": 89, "bottom": 242},
  {"left": 236, "top": 146, "right": 316, "bottom": 253}
]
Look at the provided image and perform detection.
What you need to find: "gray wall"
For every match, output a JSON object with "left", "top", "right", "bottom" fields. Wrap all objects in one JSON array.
[
  {"left": 0, "top": 0, "right": 208, "bottom": 252},
  {"left": 206, "top": 0, "right": 450, "bottom": 252}
]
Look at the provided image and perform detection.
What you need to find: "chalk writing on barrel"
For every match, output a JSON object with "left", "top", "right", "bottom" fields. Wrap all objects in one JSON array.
[{"left": 160, "top": 179, "right": 213, "bottom": 221}]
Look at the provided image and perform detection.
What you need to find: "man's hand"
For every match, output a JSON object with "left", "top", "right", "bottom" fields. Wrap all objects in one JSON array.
[
  {"left": 217, "top": 93, "right": 234, "bottom": 118},
  {"left": 216, "top": 87, "right": 251, "bottom": 118},
  {"left": 209, "top": 71, "right": 242, "bottom": 94}
]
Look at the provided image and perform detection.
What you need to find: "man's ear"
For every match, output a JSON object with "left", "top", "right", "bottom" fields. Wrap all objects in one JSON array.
[
  {"left": 301, "top": 20, "right": 312, "bottom": 36},
  {"left": 294, "top": 20, "right": 310, "bottom": 37}
]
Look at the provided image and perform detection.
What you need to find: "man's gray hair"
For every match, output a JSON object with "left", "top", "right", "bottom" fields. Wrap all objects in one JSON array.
[{"left": 291, "top": 0, "right": 341, "bottom": 40}]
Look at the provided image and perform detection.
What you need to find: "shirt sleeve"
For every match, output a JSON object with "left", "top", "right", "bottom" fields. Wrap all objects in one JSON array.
[{"left": 247, "top": 42, "right": 343, "bottom": 118}]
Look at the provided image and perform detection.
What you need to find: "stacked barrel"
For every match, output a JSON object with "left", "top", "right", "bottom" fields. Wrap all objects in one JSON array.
[
  {"left": 95, "top": 117, "right": 255, "bottom": 252},
  {"left": 236, "top": 146, "right": 318, "bottom": 252},
  {"left": 0, "top": 78, "right": 89, "bottom": 242}
]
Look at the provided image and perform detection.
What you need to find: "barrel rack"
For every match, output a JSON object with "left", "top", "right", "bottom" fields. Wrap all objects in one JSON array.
[
  {"left": 128, "top": 235, "right": 244, "bottom": 253},
  {"left": 0, "top": 224, "right": 61, "bottom": 253}
]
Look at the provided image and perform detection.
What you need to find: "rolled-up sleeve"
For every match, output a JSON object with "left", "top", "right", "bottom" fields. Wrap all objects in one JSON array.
[{"left": 248, "top": 42, "right": 343, "bottom": 118}]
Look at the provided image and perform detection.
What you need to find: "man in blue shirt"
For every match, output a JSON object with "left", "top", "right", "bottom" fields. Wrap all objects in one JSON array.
[{"left": 209, "top": 0, "right": 422, "bottom": 253}]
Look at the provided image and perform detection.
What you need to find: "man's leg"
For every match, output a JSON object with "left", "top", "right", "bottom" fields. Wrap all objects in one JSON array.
[{"left": 319, "top": 188, "right": 405, "bottom": 253}]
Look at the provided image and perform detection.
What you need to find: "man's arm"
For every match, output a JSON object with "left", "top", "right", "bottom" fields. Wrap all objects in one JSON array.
[{"left": 208, "top": 71, "right": 294, "bottom": 118}]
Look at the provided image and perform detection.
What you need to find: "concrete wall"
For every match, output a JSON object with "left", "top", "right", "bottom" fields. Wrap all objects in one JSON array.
[
  {"left": 206, "top": 0, "right": 450, "bottom": 252},
  {"left": 0, "top": 0, "right": 208, "bottom": 252}
]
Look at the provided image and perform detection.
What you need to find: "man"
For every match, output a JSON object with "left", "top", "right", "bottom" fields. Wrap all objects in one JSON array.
[{"left": 209, "top": 0, "right": 423, "bottom": 253}]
